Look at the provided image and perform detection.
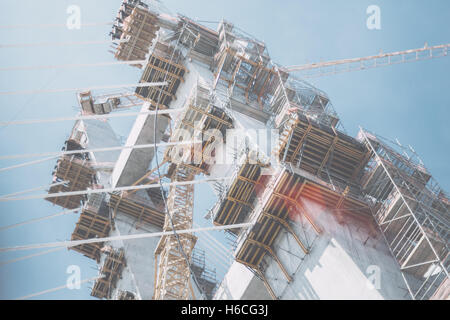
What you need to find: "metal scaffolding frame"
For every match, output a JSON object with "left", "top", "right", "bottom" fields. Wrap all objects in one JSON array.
[{"left": 359, "top": 128, "right": 449, "bottom": 300}]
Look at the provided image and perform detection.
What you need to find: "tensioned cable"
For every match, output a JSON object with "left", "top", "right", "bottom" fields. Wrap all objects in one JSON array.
[
  {"left": 16, "top": 276, "right": 100, "bottom": 300},
  {"left": 0, "top": 38, "right": 129, "bottom": 49},
  {"left": 0, "top": 139, "right": 197, "bottom": 160},
  {"left": 0, "top": 222, "right": 253, "bottom": 253},
  {"left": 0, "top": 180, "right": 69, "bottom": 199},
  {"left": 0, "top": 140, "right": 199, "bottom": 174},
  {"left": 0, "top": 81, "right": 167, "bottom": 96},
  {"left": 195, "top": 239, "right": 231, "bottom": 272},
  {"left": 0, "top": 157, "right": 59, "bottom": 173},
  {"left": 194, "top": 242, "right": 229, "bottom": 275},
  {"left": 0, "top": 208, "right": 80, "bottom": 232},
  {"left": 194, "top": 222, "right": 233, "bottom": 260},
  {"left": 0, "top": 248, "right": 64, "bottom": 267},
  {"left": 0, "top": 60, "right": 147, "bottom": 72},
  {"left": 0, "top": 108, "right": 182, "bottom": 126},
  {"left": 0, "top": 177, "right": 232, "bottom": 202},
  {"left": 0, "top": 22, "right": 112, "bottom": 29}
]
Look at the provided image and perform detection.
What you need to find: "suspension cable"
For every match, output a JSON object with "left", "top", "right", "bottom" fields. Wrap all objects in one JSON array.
[
  {"left": 0, "top": 222, "right": 253, "bottom": 253},
  {"left": 0, "top": 108, "right": 182, "bottom": 127},
  {"left": 0, "top": 177, "right": 232, "bottom": 202},
  {"left": 0, "top": 81, "right": 167, "bottom": 96}
]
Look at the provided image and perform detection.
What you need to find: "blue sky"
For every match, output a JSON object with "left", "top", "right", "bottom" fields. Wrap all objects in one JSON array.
[{"left": 0, "top": 0, "right": 448, "bottom": 299}]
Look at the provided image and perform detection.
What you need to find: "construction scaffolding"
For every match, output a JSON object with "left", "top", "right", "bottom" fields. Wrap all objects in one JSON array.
[
  {"left": 108, "top": 190, "right": 165, "bottom": 229},
  {"left": 270, "top": 76, "right": 340, "bottom": 129},
  {"left": 31, "top": 0, "right": 448, "bottom": 301},
  {"left": 91, "top": 248, "right": 126, "bottom": 299},
  {"left": 191, "top": 248, "right": 218, "bottom": 299},
  {"left": 275, "top": 112, "right": 370, "bottom": 185},
  {"left": 358, "top": 129, "right": 449, "bottom": 300},
  {"left": 70, "top": 194, "right": 111, "bottom": 262},
  {"left": 114, "top": 6, "right": 160, "bottom": 67},
  {"left": 135, "top": 42, "right": 186, "bottom": 109},
  {"left": 46, "top": 121, "right": 96, "bottom": 209},
  {"left": 78, "top": 91, "right": 144, "bottom": 115},
  {"left": 111, "top": 2, "right": 151, "bottom": 34},
  {"left": 214, "top": 21, "right": 279, "bottom": 109},
  {"left": 212, "top": 158, "right": 263, "bottom": 230}
]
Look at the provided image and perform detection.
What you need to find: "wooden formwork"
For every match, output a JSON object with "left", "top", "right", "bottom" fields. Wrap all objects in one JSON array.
[
  {"left": 178, "top": 16, "right": 219, "bottom": 65},
  {"left": 55, "top": 156, "right": 95, "bottom": 189},
  {"left": 135, "top": 43, "right": 187, "bottom": 109},
  {"left": 213, "top": 161, "right": 262, "bottom": 230},
  {"left": 277, "top": 113, "right": 370, "bottom": 183},
  {"left": 46, "top": 183, "right": 85, "bottom": 209},
  {"left": 115, "top": 7, "right": 160, "bottom": 65},
  {"left": 176, "top": 102, "right": 233, "bottom": 174},
  {"left": 214, "top": 22, "right": 280, "bottom": 106},
  {"left": 70, "top": 204, "right": 111, "bottom": 262},
  {"left": 108, "top": 191, "right": 165, "bottom": 229},
  {"left": 45, "top": 156, "right": 96, "bottom": 209},
  {"left": 235, "top": 168, "right": 372, "bottom": 279},
  {"left": 91, "top": 249, "right": 126, "bottom": 299},
  {"left": 214, "top": 47, "right": 279, "bottom": 106}
]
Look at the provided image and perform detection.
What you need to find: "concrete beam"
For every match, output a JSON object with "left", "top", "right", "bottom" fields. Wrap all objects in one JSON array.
[{"left": 111, "top": 103, "right": 170, "bottom": 188}]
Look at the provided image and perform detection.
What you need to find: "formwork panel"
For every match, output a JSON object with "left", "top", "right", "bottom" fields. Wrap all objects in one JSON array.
[
  {"left": 91, "top": 249, "right": 126, "bottom": 299},
  {"left": 108, "top": 192, "right": 165, "bottom": 229},
  {"left": 70, "top": 204, "right": 111, "bottom": 262}
]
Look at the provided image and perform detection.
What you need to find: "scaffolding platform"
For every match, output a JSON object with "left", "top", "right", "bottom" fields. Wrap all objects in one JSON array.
[
  {"left": 108, "top": 191, "right": 165, "bottom": 229},
  {"left": 46, "top": 155, "right": 96, "bottom": 209},
  {"left": 271, "top": 76, "right": 340, "bottom": 128},
  {"left": 115, "top": 6, "right": 160, "bottom": 66},
  {"left": 235, "top": 166, "right": 372, "bottom": 276},
  {"left": 91, "top": 248, "right": 126, "bottom": 299},
  {"left": 213, "top": 21, "right": 279, "bottom": 107},
  {"left": 212, "top": 160, "right": 262, "bottom": 230},
  {"left": 191, "top": 248, "right": 217, "bottom": 299},
  {"left": 358, "top": 129, "right": 449, "bottom": 300},
  {"left": 111, "top": 1, "right": 151, "bottom": 39},
  {"left": 276, "top": 112, "right": 370, "bottom": 184},
  {"left": 177, "top": 16, "right": 219, "bottom": 66},
  {"left": 70, "top": 194, "right": 111, "bottom": 262},
  {"left": 168, "top": 82, "right": 233, "bottom": 174},
  {"left": 135, "top": 42, "right": 187, "bottom": 109}
]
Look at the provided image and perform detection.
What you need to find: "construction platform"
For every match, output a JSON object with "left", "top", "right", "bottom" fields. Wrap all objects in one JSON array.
[
  {"left": 167, "top": 82, "right": 234, "bottom": 174},
  {"left": 191, "top": 248, "right": 217, "bottom": 299},
  {"left": 357, "top": 129, "right": 449, "bottom": 299},
  {"left": 212, "top": 159, "right": 263, "bottom": 230},
  {"left": 234, "top": 165, "right": 373, "bottom": 285},
  {"left": 135, "top": 42, "right": 187, "bottom": 109},
  {"left": 70, "top": 194, "right": 111, "bottom": 262},
  {"left": 276, "top": 112, "right": 371, "bottom": 184},
  {"left": 46, "top": 155, "right": 96, "bottom": 210},
  {"left": 271, "top": 76, "right": 340, "bottom": 128},
  {"left": 115, "top": 6, "right": 160, "bottom": 66},
  {"left": 214, "top": 21, "right": 280, "bottom": 108},
  {"left": 108, "top": 191, "right": 165, "bottom": 229},
  {"left": 91, "top": 248, "right": 126, "bottom": 299}
]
